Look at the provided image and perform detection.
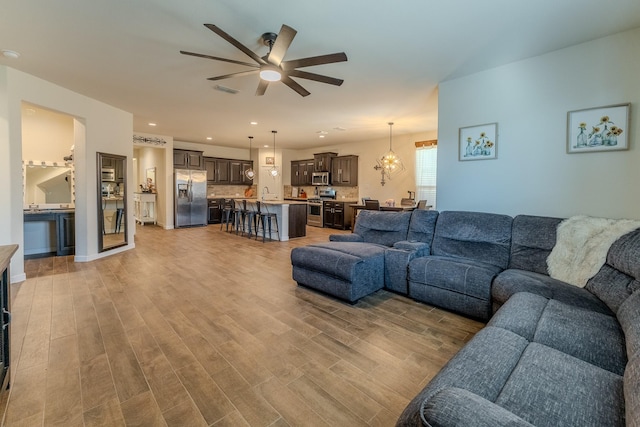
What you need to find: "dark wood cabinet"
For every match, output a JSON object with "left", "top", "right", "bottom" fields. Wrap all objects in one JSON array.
[
  {"left": 174, "top": 149, "right": 203, "bottom": 170},
  {"left": 331, "top": 155, "right": 358, "bottom": 186},
  {"left": 115, "top": 158, "right": 125, "bottom": 183},
  {"left": 314, "top": 152, "right": 337, "bottom": 172},
  {"left": 205, "top": 157, "right": 252, "bottom": 185},
  {"left": 0, "top": 245, "right": 16, "bottom": 414},
  {"left": 216, "top": 159, "right": 230, "bottom": 184},
  {"left": 204, "top": 157, "right": 216, "bottom": 183},
  {"left": 24, "top": 211, "right": 75, "bottom": 258},
  {"left": 207, "top": 198, "right": 223, "bottom": 224},
  {"left": 291, "top": 159, "right": 315, "bottom": 186},
  {"left": 56, "top": 212, "right": 75, "bottom": 256},
  {"left": 288, "top": 204, "right": 307, "bottom": 238},
  {"left": 323, "top": 201, "right": 352, "bottom": 230}
]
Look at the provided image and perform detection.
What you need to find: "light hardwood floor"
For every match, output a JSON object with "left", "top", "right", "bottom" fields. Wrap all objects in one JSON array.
[{"left": 5, "top": 225, "right": 484, "bottom": 426}]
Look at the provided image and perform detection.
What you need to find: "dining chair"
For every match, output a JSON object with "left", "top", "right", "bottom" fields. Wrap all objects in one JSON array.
[
  {"left": 416, "top": 200, "right": 428, "bottom": 209},
  {"left": 364, "top": 200, "right": 380, "bottom": 210}
]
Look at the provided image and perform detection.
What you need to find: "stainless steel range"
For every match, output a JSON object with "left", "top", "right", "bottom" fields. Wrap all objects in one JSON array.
[{"left": 307, "top": 189, "right": 336, "bottom": 227}]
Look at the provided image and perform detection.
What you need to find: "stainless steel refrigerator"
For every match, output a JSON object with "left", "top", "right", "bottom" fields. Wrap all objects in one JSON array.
[{"left": 175, "top": 169, "right": 207, "bottom": 228}]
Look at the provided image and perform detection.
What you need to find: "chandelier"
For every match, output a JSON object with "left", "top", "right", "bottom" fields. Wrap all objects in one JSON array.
[
  {"left": 268, "top": 130, "right": 280, "bottom": 178},
  {"left": 373, "top": 122, "right": 404, "bottom": 186},
  {"left": 244, "top": 136, "right": 256, "bottom": 180}
]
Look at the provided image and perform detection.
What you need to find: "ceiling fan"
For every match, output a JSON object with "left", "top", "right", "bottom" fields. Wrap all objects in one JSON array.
[{"left": 180, "top": 24, "right": 348, "bottom": 97}]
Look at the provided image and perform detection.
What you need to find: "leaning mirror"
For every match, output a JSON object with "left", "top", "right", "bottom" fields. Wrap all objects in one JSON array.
[{"left": 97, "top": 152, "right": 127, "bottom": 252}]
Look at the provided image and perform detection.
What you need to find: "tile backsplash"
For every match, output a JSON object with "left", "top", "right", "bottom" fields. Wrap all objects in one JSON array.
[{"left": 285, "top": 185, "right": 359, "bottom": 200}]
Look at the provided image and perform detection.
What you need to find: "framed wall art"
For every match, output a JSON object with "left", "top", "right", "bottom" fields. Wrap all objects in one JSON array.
[
  {"left": 567, "top": 103, "right": 630, "bottom": 153},
  {"left": 265, "top": 156, "right": 275, "bottom": 165},
  {"left": 459, "top": 122, "right": 498, "bottom": 161}
]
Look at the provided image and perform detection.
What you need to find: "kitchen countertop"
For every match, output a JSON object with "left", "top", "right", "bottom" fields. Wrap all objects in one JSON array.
[{"left": 24, "top": 208, "right": 76, "bottom": 215}]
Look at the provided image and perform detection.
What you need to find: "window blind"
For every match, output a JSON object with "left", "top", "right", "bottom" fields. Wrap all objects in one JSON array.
[{"left": 415, "top": 146, "right": 437, "bottom": 209}]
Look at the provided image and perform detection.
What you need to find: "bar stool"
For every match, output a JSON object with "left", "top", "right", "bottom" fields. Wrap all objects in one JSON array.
[
  {"left": 244, "top": 201, "right": 260, "bottom": 238},
  {"left": 256, "top": 203, "right": 280, "bottom": 242},
  {"left": 233, "top": 199, "right": 248, "bottom": 236},
  {"left": 220, "top": 199, "right": 235, "bottom": 232}
]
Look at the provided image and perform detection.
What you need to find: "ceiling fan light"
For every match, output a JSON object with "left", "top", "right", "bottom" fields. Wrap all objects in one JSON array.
[{"left": 260, "top": 68, "right": 281, "bottom": 82}]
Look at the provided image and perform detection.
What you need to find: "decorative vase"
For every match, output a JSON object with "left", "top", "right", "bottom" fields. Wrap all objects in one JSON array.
[{"left": 576, "top": 128, "right": 587, "bottom": 147}]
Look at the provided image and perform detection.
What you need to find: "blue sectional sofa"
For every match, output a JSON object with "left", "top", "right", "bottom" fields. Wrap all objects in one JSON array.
[{"left": 289, "top": 210, "right": 640, "bottom": 426}]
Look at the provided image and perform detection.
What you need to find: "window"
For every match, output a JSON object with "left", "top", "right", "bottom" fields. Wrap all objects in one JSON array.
[{"left": 415, "top": 145, "right": 437, "bottom": 209}]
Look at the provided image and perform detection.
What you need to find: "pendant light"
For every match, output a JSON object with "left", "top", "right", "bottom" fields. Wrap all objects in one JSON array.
[
  {"left": 373, "top": 122, "right": 405, "bottom": 186},
  {"left": 244, "top": 136, "right": 255, "bottom": 180},
  {"left": 268, "top": 130, "right": 280, "bottom": 178}
]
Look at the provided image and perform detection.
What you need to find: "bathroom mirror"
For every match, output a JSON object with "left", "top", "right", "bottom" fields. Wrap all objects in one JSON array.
[
  {"left": 97, "top": 152, "right": 127, "bottom": 252},
  {"left": 23, "top": 161, "right": 74, "bottom": 209}
]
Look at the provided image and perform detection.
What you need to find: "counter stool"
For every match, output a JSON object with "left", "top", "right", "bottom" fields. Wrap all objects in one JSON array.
[
  {"left": 220, "top": 199, "right": 235, "bottom": 232},
  {"left": 233, "top": 200, "right": 248, "bottom": 235},
  {"left": 244, "top": 201, "right": 260, "bottom": 239},
  {"left": 256, "top": 203, "right": 280, "bottom": 242}
]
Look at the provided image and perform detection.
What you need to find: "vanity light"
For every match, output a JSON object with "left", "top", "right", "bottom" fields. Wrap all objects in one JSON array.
[
  {"left": 28, "top": 160, "right": 34, "bottom": 168},
  {"left": 41, "top": 161, "right": 47, "bottom": 168}
]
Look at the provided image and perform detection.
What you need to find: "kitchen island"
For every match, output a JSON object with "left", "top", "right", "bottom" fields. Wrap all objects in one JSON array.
[{"left": 231, "top": 199, "right": 308, "bottom": 241}]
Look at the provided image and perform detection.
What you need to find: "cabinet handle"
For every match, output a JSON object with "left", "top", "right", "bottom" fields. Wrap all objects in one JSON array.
[{"left": 2, "top": 309, "right": 10, "bottom": 330}]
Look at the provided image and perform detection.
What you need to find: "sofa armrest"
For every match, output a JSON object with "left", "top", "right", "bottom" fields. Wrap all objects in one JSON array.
[
  {"left": 422, "top": 387, "right": 534, "bottom": 427},
  {"left": 329, "top": 234, "right": 364, "bottom": 242},
  {"left": 384, "top": 242, "right": 430, "bottom": 294}
]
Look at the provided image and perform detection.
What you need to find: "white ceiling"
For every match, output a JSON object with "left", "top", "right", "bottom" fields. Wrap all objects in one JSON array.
[{"left": 2, "top": 0, "right": 640, "bottom": 149}]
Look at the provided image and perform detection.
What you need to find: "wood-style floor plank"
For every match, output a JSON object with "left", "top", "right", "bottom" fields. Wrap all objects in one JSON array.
[{"left": 5, "top": 224, "right": 484, "bottom": 426}]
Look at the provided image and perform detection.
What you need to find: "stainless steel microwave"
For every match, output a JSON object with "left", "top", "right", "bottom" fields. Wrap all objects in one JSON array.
[
  {"left": 101, "top": 168, "right": 115, "bottom": 181},
  {"left": 311, "top": 172, "right": 330, "bottom": 186}
]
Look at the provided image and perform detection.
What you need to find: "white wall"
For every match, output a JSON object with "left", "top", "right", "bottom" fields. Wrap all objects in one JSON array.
[
  {"left": 437, "top": 28, "right": 640, "bottom": 220},
  {"left": 0, "top": 66, "right": 134, "bottom": 281},
  {"left": 288, "top": 129, "right": 437, "bottom": 203}
]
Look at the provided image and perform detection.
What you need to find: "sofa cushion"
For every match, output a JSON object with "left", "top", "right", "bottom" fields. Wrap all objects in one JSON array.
[
  {"left": 489, "top": 292, "right": 627, "bottom": 375},
  {"left": 495, "top": 343, "right": 625, "bottom": 427},
  {"left": 350, "top": 210, "right": 412, "bottom": 246},
  {"left": 290, "top": 242, "right": 385, "bottom": 282},
  {"left": 405, "top": 209, "right": 439, "bottom": 243},
  {"left": 409, "top": 255, "right": 502, "bottom": 320},
  {"left": 509, "top": 215, "right": 562, "bottom": 274},
  {"left": 617, "top": 290, "right": 640, "bottom": 359},
  {"left": 585, "top": 228, "right": 640, "bottom": 313},
  {"left": 431, "top": 211, "right": 513, "bottom": 269},
  {"left": 492, "top": 269, "right": 612, "bottom": 315}
]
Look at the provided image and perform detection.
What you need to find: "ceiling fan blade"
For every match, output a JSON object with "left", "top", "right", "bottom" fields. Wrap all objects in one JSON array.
[
  {"left": 268, "top": 24, "right": 297, "bottom": 66},
  {"left": 207, "top": 70, "right": 259, "bottom": 81},
  {"left": 281, "top": 52, "right": 348, "bottom": 70},
  {"left": 255, "top": 79, "right": 269, "bottom": 96},
  {"left": 204, "top": 24, "right": 267, "bottom": 65},
  {"left": 180, "top": 51, "right": 259, "bottom": 68},
  {"left": 281, "top": 75, "right": 310, "bottom": 97},
  {"left": 287, "top": 70, "right": 344, "bottom": 86}
]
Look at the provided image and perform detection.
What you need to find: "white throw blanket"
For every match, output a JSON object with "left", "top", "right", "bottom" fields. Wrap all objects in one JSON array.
[{"left": 547, "top": 215, "right": 640, "bottom": 288}]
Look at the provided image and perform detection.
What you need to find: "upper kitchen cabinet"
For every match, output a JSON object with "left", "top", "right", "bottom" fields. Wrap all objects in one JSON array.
[
  {"left": 314, "top": 152, "right": 337, "bottom": 172},
  {"left": 331, "top": 155, "right": 358, "bottom": 186},
  {"left": 291, "top": 159, "right": 315, "bottom": 186},
  {"left": 174, "top": 149, "right": 203, "bottom": 170},
  {"left": 230, "top": 160, "right": 254, "bottom": 184}
]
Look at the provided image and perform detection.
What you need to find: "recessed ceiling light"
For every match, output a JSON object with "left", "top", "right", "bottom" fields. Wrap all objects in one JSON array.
[
  {"left": 334, "top": 127, "right": 347, "bottom": 131},
  {"left": 319, "top": 135, "right": 325, "bottom": 138},
  {"left": 263, "top": 145, "right": 269, "bottom": 148},
  {"left": 250, "top": 121, "right": 258, "bottom": 125},
  {"left": 206, "top": 137, "right": 212, "bottom": 140},
  {"left": 1, "top": 49, "right": 20, "bottom": 59},
  {"left": 148, "top": 122, "right": 156, "bottom": 127}
]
